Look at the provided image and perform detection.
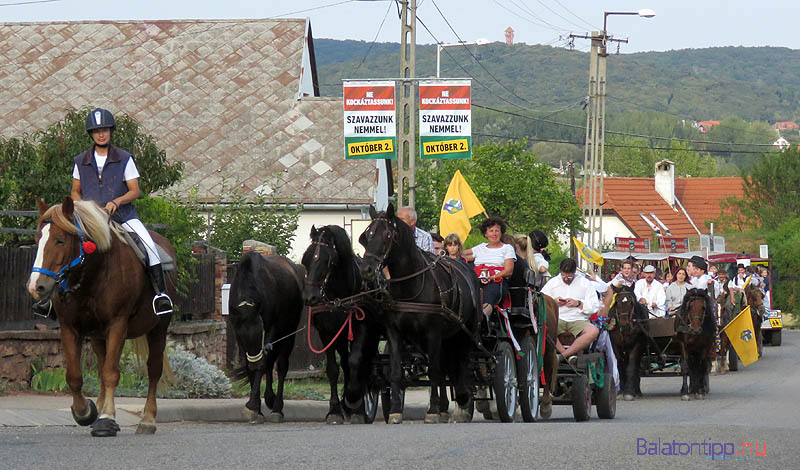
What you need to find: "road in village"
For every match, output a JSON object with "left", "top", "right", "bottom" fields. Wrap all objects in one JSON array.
[{"left": 1, "top": 330, "right": 797, "bottom": 470}]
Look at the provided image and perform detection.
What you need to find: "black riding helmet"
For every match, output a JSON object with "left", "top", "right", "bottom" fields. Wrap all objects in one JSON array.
[{"left": 85, "top": 108, "right": 116, "bottom": 134}]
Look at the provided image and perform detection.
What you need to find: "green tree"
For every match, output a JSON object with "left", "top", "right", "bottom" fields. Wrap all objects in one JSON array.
[
  {"left": 0, "top": 107, "right": 184, "bottom": 241},
  {"left": 603, "top": 137, "right": 717, "bottom": 177},
  {"left": 415, "top": 139, "right": 583, "bottom": 241},
  {"left": 206, "top": 185, "right": 301, "bottom": 259},
  {"left": 766, "top": 218, "right": 800, "bottom": 315}
]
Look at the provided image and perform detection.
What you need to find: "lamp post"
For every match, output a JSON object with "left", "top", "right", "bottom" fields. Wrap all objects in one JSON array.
[
  {"left": 437, "top": 38, "right": 489, "bottom": 78},
  {"left": 572, "top": 10, "right": 654, "bottom": 267}
]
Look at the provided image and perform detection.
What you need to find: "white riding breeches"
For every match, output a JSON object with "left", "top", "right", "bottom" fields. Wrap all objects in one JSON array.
[{"left": 121, "top": 218, "right": 160, "bottom": 266}]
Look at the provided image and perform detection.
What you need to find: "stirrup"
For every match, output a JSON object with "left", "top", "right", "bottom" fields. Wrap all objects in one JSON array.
[{"left": 152, "top": 293, "right": 173, "bottom": 316}]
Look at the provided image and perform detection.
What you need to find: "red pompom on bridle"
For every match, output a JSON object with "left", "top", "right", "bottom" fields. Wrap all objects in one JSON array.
[{"left": 82, "top": 241, "right": 97, "bottom": 254}]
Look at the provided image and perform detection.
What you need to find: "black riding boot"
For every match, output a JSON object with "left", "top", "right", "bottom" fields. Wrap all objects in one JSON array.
[{"left": 148, "top": 264, "right": 173, "bottom": 316}]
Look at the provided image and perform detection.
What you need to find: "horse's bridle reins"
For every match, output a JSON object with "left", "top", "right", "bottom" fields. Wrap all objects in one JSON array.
[
  {"left": 678, "top": 292, "right": 708, "bottom": 335},
  {"left": 610, "top": 291, "right": 639, "bottom": 329},
  {"left": 361, "top": 217, "right": 398, "bottom": 273},
  {"left": 304, "top": 239, "right": 337, "bottom": 299}
]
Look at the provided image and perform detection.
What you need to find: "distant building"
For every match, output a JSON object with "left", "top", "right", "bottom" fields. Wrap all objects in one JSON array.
[
  {"left": 773, "top": 121, "right": 799, "bottom": 131},
  {"left": 576, "top": 160, "right": 744, "bottom": 244},
  {"left": 505, "top": 27, "right": 514, "bottom": 46},
  {"left": 696, "top": 120, "right": 721, "bottom": 133},
  {"left": 773, "top": 137, "right": 790, "bottom": 149}
]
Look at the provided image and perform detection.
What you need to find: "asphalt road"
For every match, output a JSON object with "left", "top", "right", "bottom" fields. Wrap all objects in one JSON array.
[{"left": 2, "top": 330, "right": 797, "bottom": 470}]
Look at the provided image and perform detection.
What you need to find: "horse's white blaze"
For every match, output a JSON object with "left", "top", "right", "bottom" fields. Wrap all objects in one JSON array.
[{"left": 27, "top": 224, "right": 50, "bottom": 297}]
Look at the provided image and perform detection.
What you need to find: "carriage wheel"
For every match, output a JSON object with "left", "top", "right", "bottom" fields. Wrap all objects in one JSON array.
[
  {"left": 516, "top": 335, "right": 539, "bottom": 423},
  {"left": 381, "top": 388, "right": 405, "bottom": 424},
  {"left": 594, "top": 372, "right": 616, "bottom": 419},
  {"left": 493, "top": 341, "right": 518, "bottom": 423},
  {"left": 571, "top": 374, "right": 591, "bottom": 422},
  {"left": 363, "top": 385, "right": 379, "bottom": 424},
  {"left": 728, "top": 346, "right": 739, "bottom": 371}
]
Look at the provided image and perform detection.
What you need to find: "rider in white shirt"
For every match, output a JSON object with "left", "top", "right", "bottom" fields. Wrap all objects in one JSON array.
[
  {"left": 634, "top": 265, "right": 667, "bottom": 317},
  {"left": 687, "top": 256, "right": 712, "bottom": 292},
  {"left": 728, "top": 264, "right": 751, "bottom": 294}
]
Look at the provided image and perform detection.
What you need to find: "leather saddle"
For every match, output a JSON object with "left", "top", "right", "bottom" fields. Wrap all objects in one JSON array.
[{"left": 111, "top": 222, "right": 176, "bottom": 272}]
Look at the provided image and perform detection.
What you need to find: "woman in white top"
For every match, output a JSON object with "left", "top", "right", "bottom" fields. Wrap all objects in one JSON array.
[
  {"left": 665, "top": 267, "right": 689, "bottom": 315},
  {"left": 463, "top": 216, "right": 516, "bottom": 315}
]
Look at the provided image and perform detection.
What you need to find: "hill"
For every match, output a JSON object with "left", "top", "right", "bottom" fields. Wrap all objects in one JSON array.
[{"left": 314, "top": 39, "right": 800, "bottom": 123}]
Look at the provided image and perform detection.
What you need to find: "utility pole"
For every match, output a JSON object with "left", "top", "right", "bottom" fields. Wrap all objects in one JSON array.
[
  {"left": 570, "top": 30, "right": 627, "bottom": 268},
  {"left": 397, "top": 0, "right": 417, "bottom": 208},
  {"left": 568, "top": 161, "right": 577, "bottom": 260}
]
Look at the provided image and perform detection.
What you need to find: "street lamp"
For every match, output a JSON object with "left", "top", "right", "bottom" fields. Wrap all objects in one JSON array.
[
  {"left": 436, "top": 38, "right": 489, "bottom": 78},
  {"left": 603, "top": 9, "right": 656, "bottom": 32},
  {"left": 575, "top": 9, "right": 654, "bottom": 263}
]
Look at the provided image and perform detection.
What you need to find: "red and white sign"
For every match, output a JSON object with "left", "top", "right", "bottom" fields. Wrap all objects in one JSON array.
[
  {"left": 419, "top": 79, "right": 471, "bottom": 159},
  {"left": 343, "top": 80, "right": 396, "bottom": 159}
]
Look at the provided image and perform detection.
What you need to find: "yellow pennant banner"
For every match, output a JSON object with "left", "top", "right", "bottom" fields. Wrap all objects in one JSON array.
[{"left": 722, "top": 305, "right": 759, "bottom": 367}]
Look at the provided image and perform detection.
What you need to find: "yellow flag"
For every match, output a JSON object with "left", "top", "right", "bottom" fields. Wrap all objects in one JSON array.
[
  {"left": 439, "top": 170, "right": 485, "bottom": 242},
  {"left": 722, "top": 305, "right": 759, "bottom": 367},
  {"left": 573, "top": 237, "right": 604, "bottom": 266}
]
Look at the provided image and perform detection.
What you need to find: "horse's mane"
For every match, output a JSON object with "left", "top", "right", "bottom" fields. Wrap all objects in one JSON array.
[
  {"left": 42, "top": 200, "right": 124, "bottom": 252},
  {"left": 303, "top": 225, "right": 357, "bottom": 268},
  {"left": 382, "top": 211, "right": 415, "bottom": 250}
]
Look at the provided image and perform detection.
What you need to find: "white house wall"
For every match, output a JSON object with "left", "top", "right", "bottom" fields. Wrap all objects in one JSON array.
[{"left": 290, "top": 209, "right": 368, "bottom": 262}]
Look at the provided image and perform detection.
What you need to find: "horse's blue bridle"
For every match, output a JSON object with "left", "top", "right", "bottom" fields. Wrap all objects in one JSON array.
[{"left": 30, "top": 216, "right": 89, "bottom": 292}]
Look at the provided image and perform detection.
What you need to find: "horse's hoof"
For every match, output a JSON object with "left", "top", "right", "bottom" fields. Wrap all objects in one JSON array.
[
  {"left": 623, "top": 394, "right": 635, "bottom": 401},
  {"left": 242, "top": 407, "right": 264, "bottom": 424},
  {"left": 388, "top": 413, "right": 403, "bottom": 424},
  {"left": 326, "top": 413, "right": 345, "bottom": 425},
  {"left": 539, "top": 402, "right": 552, "bottom": 420},
  {"left": 453, "top": 408, "right": 472, "bottom": 423},
  {"left": 268, "top": 412, "right": 284, "bottom": 424},
  {"left": 135, "top": 422, "right": 157, "bottom": 435},
  {"left": 681, "top": 395, "right": 691, "bottom": 401},
  {"left": 71, "top": 399, "right": 98, "bottom": 427},
  {"left": 693, "top": 393, "right": 705, "bottom": 400},
  {"left": 439, "top": 412, "right": 451, "bottom": 423},
  {"left": 424, "top": 413, "right": 440, "bottom": 424},
  {"left": 349, "top": 414, "right": 366, "bottom": 425},
  {"left": 90, "top": 418, "right": 120, "bottom": 437}
]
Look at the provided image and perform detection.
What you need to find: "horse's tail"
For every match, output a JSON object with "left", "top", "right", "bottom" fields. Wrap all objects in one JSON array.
[
  {"left": 128, "top": 336, "right": 177, "bottom": 388},
  {"left": 231, "top": 361, "right": 249, "bottom": 381}
]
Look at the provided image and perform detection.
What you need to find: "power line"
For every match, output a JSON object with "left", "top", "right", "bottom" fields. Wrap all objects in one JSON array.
[
  {"left": 524, "top": 0, "right": 591, "bottom": 32},
  {"left": 0, "top": 0, "right": 58, "bottom": 6},
  {"left": 551, "top": 0, "right": 598, "bottom": 30},
  {"left": 428, "top": 0, "right": 537, "bottom": 108},
  {"left": 271, "top": 0, "right": 359, "bottom": 18},
  {"left": 506, "top": 0, "right": 573, "bottom": 31},
  {"left": 490, "top": 0, "right": 568, "bottom": 33},
  {"left": 353, "top": 0, "right": 395, "bottom": 71},
  {"left": 475, "top": 102, "right": 778, "bottom": 148},
  {"left": 472, "top": 132, "right": 775, "bottom": 155}
]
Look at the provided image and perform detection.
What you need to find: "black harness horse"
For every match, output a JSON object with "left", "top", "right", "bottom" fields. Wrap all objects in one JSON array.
[
  {"left": 230, "top": 252, "right": 305, "bottom": 423},
  {"left": 301, "top": 225, "right": 381, "bottom": 424},
  {"left": 359, "top": 204, "right": 482, "bottom": 424},
  {"left": 608, "top": 285, "right": 649, "bottom": 401},
  {"left": 676, "top": 288, "right": 716, "bottom": 400}
]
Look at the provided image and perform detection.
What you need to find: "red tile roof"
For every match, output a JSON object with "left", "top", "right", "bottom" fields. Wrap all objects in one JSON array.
[
  {"left": 774, "top": 121, "right": 799, "bottom": 130},
  {"left": 577, "top": 177, "right": 745, "bottom": 237}
]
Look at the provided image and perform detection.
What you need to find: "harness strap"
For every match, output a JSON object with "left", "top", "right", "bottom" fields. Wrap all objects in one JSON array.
[{"left": 307, "top": 305, "right": 366, "bottom": 354}]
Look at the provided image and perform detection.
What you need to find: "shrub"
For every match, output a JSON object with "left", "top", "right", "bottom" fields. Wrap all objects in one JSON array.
[{"left": 168, "top": 345, "right": 232, "bottom": 398}]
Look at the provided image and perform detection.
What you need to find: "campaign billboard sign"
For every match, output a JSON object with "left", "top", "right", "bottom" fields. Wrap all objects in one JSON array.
[
  {"left": 343, "top": 80, "right": 396, "bottom": 159},
  {"left": 419, "top": 80, "right": 471, "bottom": 159},
  {"left": 615, "top": 237, "right": 651, "bottom": 253},
  {"left": 658, "top": 237, "right": 690, "bottom": 252}
]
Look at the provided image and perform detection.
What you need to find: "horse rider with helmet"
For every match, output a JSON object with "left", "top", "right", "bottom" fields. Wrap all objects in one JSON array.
[{"left": 70, "top": 108, "right": 173, "bottom": 315}]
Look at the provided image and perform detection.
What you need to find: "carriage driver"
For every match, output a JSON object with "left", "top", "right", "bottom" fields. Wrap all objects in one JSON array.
[
  {"left": 70, "top": 108, "right": 173, "bottom": 315},
  {"left": 541, "top": 258, "right": 600, "bottom": 360}
]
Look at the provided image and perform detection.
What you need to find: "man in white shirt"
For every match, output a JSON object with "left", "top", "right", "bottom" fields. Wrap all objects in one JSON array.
[
  {"left": 541, "top": 258, "right": 600, "bottom": 359},
  {"left": 599, "top": 259, "right": 636, "bottom": 314},
  {"left": 634, "top": 265, "right": 667, "bottom": 317},
  {"left": 728, "top": 264, "right": 751, "bottom": 294},
  {"left": 397, "top": 207, "right": 435, "bottom": 254},
  {"left": 687, "top": 256, "right": 711, "bottom": 292}
]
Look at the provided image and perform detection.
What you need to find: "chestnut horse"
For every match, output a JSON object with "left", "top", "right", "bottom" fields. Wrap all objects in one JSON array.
[{"left": 27, "top": 197, "right": 175, "bottom": 436}]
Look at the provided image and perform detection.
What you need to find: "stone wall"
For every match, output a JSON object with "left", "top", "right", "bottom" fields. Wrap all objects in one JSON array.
[{"left": 0, "top": 321, "right": 227, "bottom": 386}]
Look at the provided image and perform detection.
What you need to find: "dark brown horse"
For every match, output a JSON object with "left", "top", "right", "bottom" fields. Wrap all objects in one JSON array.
[
  {"left": 716, "top": 284, "right": 736, "bottom": 372},
  {"left": 607, "top": 285, "right": 648, "bottom": 401},
  {"left": 676, "top": 288, "right": 716, "bottom": 400},
  {"left": 744, "top": 284, "right": 766, "bottom": 357},
  {"left": 27, "top": 197, "right": 174, "bottom": 436},
  {"left": 535, "top": 294, "right": 560, "bottom": 420}
]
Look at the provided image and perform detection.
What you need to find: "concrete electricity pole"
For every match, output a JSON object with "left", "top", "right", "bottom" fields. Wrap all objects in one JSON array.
[
  {"left": 570, "top": 9, "right": 654, "bottom": 264},
  {"left": 397, "top": 0, "right": 417, "bottom": 208}
]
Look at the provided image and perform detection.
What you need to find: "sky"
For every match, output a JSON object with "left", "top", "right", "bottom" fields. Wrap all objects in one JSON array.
[{"left": 2, "top": 0, "right": 799, "bottom": 54}]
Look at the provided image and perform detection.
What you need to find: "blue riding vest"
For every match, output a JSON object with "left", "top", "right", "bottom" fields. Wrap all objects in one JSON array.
[{"left": 74, "top": 145, "right": 137, "bottom": 223}]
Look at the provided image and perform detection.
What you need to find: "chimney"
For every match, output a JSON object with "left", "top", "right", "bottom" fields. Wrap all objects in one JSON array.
[{"left": 654, "top": 159, "right": 675, "bottom": 207}]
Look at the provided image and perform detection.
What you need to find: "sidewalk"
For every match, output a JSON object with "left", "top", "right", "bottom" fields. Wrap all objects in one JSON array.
[{"left": 0, "top": 390, "right": 431, "bottom": 427}]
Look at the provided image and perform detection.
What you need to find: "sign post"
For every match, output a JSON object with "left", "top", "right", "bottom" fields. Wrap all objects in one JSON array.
[
  {"left": 419, "top": 79, "right": 472, "bottom": 159},
  {"left": 343, "top": 80, "right": 397, "bottom": 160}
]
